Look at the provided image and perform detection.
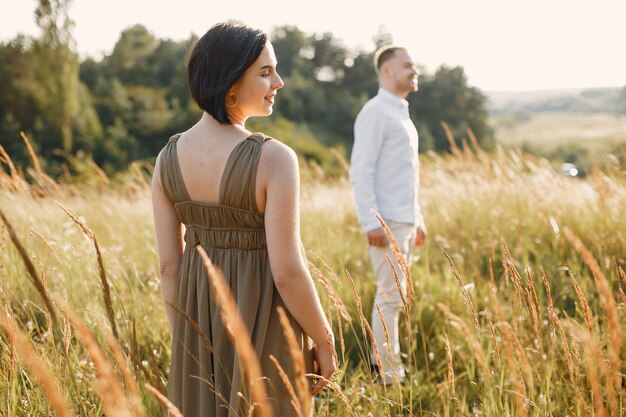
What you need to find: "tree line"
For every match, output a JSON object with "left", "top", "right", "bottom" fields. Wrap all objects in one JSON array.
[{"left": 0, "top": 0, "right": 493, "bottom": 176}]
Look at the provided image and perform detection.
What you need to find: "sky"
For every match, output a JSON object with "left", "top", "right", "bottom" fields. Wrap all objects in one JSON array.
[{"left": 1, "top": 0, "right": 625, "bottom": 92}]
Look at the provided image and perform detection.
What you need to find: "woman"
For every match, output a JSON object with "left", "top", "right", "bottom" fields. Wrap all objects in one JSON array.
[{"left": 151, "top": 21, "right": 336, "bottom": 416}]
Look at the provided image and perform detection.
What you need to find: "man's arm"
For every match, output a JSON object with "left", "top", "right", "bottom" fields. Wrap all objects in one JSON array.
[{"left": 349, "top": 105, "right": 386, "bottom": 235}]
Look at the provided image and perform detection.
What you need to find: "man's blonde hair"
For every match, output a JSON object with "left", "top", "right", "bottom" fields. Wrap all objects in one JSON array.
[{"left": 373, "top": 45, "right": 406, "bottom": 74}]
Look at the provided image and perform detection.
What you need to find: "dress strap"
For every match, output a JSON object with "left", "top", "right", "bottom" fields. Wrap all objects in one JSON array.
[{"left": 159, "top": 133, "right": 191, "bottom": 203}]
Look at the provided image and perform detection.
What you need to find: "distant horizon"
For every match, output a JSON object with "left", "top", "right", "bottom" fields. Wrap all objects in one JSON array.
[
  {"left": 1, "top": 0, "right": 625, "bottom": 92},
  {"left": 485, "top": 85, "right": 623, "bottom": 94}
]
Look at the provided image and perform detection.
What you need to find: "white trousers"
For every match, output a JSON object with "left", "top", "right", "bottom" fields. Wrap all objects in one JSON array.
[{"left": 368, "top": 221, "right": 415, "bottom": 383}]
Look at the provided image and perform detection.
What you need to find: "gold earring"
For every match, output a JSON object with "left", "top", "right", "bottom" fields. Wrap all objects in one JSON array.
[{"left": 226, "top": 93, "right": 239, "bottom": 108}]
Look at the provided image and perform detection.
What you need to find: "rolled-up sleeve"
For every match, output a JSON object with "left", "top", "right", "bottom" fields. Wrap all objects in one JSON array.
[{"left": 349, "top": 105, "right": 385, "bottom": 232}]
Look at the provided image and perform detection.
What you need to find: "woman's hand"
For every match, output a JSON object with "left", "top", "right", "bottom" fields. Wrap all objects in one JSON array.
[{"left": 311, "top": 341, "right": 337, "bottom": 395}]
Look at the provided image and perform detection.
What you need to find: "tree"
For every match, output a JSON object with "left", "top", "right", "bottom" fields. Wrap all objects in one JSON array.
[
  {"left": 0, "top": 0, "right": 100, "bottom": 174},
  {"left": 107, "top": 24, "right": 158, "bottom": 86},
  {"left": 0, "top": 36, "right": 38, "bottom": 162},
  {"left": 271, "top": 26, "right": 311, "bottom": 79},
  {"left": 410, "top": 65, "right": 493, "bottom": 151},
  {"left": 30, "top": 0, "right": 81, "bottom": 156}
]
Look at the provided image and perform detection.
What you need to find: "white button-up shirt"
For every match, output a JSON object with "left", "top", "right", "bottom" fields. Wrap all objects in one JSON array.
[{"left": 349, "top": 88, "right": 425, "bottom": 232}]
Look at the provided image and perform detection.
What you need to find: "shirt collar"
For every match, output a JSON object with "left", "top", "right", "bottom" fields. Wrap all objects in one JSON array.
[{"left": 378, "top": 87, "right": 409, "bottom": 110}]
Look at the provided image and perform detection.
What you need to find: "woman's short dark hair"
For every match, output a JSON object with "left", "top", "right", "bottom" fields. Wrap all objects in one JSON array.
[{"left": 187, "top": 22, "right": 267, "bottom": 124}]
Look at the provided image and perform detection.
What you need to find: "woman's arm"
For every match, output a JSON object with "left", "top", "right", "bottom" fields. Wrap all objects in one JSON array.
[
  {"left": 262, "top": 142, "right": 336, "bottom": 392},
  {"left": 151, "top": 155, "right": 184, "bottom": 334}
]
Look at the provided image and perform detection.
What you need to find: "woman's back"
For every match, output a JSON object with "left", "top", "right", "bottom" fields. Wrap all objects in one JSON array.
[{"left": 173, "top": 126, "right": 267, "bottom": 209}]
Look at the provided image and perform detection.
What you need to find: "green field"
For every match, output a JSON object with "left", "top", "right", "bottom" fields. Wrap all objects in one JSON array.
[
  {"left": 0, "top": 142, "right": 625, "bottom": 416},
  {"left": 490, "top": 112, "right": 626, "bottom": 168}
]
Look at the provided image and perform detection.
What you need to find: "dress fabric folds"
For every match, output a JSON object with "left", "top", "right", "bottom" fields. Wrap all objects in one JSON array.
[{"left": 159, "top": 133, "right": 313, "bottom": 417}]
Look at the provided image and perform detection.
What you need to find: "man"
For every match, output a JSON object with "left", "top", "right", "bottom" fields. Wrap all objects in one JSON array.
[{"left": 349, "top": 45, "right": 427, "bottom": 384}]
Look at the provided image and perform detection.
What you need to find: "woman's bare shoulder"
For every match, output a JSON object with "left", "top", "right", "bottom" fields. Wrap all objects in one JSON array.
[{"left": 259, "top": 137, "right": 298, "bottom": 171}]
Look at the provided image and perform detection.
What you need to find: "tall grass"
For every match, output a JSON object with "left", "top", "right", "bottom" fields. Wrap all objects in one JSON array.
[{"left": 0, "top": 132, "right": 624, "bottom": 416}]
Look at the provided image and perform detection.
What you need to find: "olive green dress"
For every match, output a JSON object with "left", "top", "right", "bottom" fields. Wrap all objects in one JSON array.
[{"left": 159, "top": 132, "right": 314, "bottom": 417}]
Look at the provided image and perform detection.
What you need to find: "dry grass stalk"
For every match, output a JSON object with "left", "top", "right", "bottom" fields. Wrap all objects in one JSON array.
[
  {"left": 0, "top": 207, "right": 57, "bottom": 324},
  {"left": 525, "top": 268, "right": 541, "bottom": 324},
  {"left": 57, "top": 203, "right": 118, "bottom": 340},
  {"left": 484, "top": 311, "right": 501, "bottom": 362},
  {"left": 128, "top": 318, "right": 157, "bottom": 390},
  {"left": 540, "top": 268, "right": 557, "bottom": 339},
  {"left": 564, "top": 228, "right": 623, "bottom": 391},
  {"left": 148, "top": 347, "right": 166, "bottom": 396},
  {"left": 131, "top": 163, "right": 148, "bottom": 189},
  {"left": 345, "top": 270, "right": 384, "bottom": 378},
  {"left": 329, "top": 147, "right": 351, "bottom": 174},
  {"left": 525, "top": 268, "right": 542, "bottom": 347},
  {"left": 440, "top": 121, "right": 462, "bottom": 156},
  {"left": 500, "top": 240, "right": 526, "bottom": 304},
  {"left": 9, "top": 331, "right": 16, "bottom": 380},
  {"left": 489, "top": 282, "right": 505, "bottom": 324},
  {"left": 364, "top": 308, "right": 384, "bottom": 380},
  {"left": 438, "top": 303, "right": 490, "bottom": 374},
  {"left": 308, "top": 261, "right": 351, "bottom": 322},
  {"left": 276, "top": 306, "right": 311, "bottom": 417},
  {"left": 61, "top": 162, "right": 72, "bottom": 183},
  {"left": 0, "top": 313, "right": 75, "bottom": 417},
  {"left": 103, "top": 331, "right": 144, "bottom": 417},
  {"left": 308, "top": 252, "right": 343, "bottom": 286},
  {"left": 20, "top": 131, "right": 43, "bottom": 177},
  {"left": 334, "top": 307, "right": 346, "bottom": 365},
  {"left": 553, "top": 313, "right": 576, "bottom": 384},
  {"left": 505, "top": 254, "right": 538, "bottom": 334},
  {"left": 618, "top": 266, "right": 626, "bottom": 306},
  {"left": 371, "top": 210, "right": 414, "bottom": 302},
  {"left": 87, "top": 160, "right": 111, "bottom": 185},
  {"left": 31, "top": 227, "right": 61, "bottom": 260},
  {"left": 374, "top": 302, "right": 392, "bottom": 355},
  {"left": 0, "top": 144, "right": 19, "bottom": 178},
  {"left": 59, "top": 304, "right": 135, "bottom": 417},
  {"left": 169, "top": 302, "right": 213, "bottom": 353},
  {"left": 498, "top": 322, "right": 532, "bottom": 390},
  {"left": 62, "top": 298, "right": 72, "bottom": 357},
  {"left": 19, "top": 131, "right": 60, "bottom": 193},
  {"left": 442, "top": 249, "right": 480, "bottom": 335},
  {"left": 196, "top": 246, "right": 271, "bottom": 417},
  {"left": 372, "top": 302, "right": 402, "bottom": 385},
  {"left": 268, "top": 355, "right": 303, "bottom": 417},
  {"left": 303, "top": 374, "right": 358, "bottom": 417},
  {"left": 145, "top": 383, "right": 184, "bottom": 417},
  {"left": 466, "top": 127, "right": 491, "bottom": 168},
  {"left": 39, "top": 261, "right": 53, "bottom": 330},
  {"left": 309, "top": 251, "right": 343, "bottom": 288},
  {"left": 385, "top": 253, "right": 411, "bottom": 333},
  {"left": 444, "top": 333, "right": 455, "bottom": 392},
  {"left": 568, "top": 271, "right": 594, "bottom": 335},
  {"left": 497, "top": 321, "right": 528, "bottom": 417},
  {"left": 569, "top": 324, "right": 609, "bottom": 417},
  {"left": 345, "top": 270, "right": 366, "bottom": 337},
  {"left": 460, "top": 137, "right": 474, "bottom": 160},
  {"left": 488, "top": 258, "right": 496, "bottom": 288}
]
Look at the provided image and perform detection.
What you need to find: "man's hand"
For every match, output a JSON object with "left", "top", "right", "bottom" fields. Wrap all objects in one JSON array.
[
  {"left": 367, "top": 227, "right": 389, "bottom": 247},
  {"left": 414, "top": 226, "right": 427, "bottom": 247}
]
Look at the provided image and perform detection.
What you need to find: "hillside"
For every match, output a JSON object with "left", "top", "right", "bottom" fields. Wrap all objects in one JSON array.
[{"left": 486, "top": 87, "right": 625, "bottom": 115}]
